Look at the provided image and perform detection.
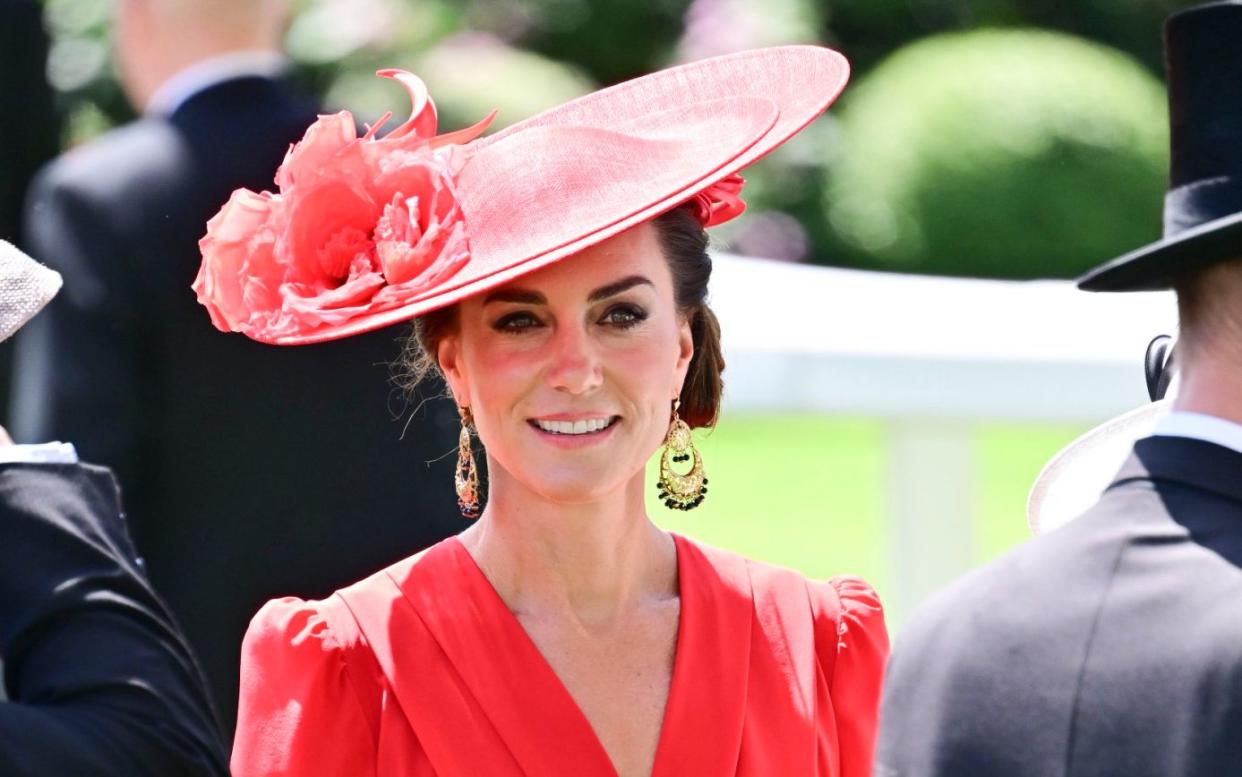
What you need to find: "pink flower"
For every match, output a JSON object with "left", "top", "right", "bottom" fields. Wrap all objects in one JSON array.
[
  {"left": 193, "top": 70, "right": 495, "bottom": 342},
  {"left": 689, "top": 173, "right": 746, "bottom": 227}
]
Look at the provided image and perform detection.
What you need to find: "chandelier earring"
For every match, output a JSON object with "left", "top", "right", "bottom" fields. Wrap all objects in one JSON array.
[
  {"left": 657, "top": 399, "right": 707, "bottom": 511},
  {"left": 455, "top": 406, "right": 482, "bottom": 519}
]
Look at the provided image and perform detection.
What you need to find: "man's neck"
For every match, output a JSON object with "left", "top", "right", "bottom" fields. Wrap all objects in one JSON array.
[
  {"left": 142, "top": 47, "right": 286, "bottom": 116},
  {"left": 1171, "top": 355, "right": 1242, "bottom": 425}
]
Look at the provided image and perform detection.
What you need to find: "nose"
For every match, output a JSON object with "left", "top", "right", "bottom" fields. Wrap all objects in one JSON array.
[{"left": 546, "top": 320, "right": 603, "bottom": 395}]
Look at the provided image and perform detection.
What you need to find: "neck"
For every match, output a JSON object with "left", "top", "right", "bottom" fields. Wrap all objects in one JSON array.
[
  {"left": 1172, "top": 350, "right": 1242, "bottom": 424},
  {"left": 457, "top": 465, "right": 677, "bottom": 628},
  {"left": 138, "top": 43, "right": 278, "bottom": 109}
]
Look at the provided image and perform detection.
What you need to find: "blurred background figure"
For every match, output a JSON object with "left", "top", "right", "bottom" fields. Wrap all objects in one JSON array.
[
  {"left": 0, "top": 0, "right": 61, "bottom": 430},
  {"left": 1, "top": 241, "right": 227, "bottom": 777},
  {"left": 10, "top": 0, "right": 460, "bottom": 736}
]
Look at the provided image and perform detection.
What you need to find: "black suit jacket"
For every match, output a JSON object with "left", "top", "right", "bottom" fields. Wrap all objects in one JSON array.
[
  {"left": 0, "top": 461, "right": 227, "bottom": 776},
  {"left": 11, "top": 75, "right": 462, "bottom": 735},
  {"left": 875, "top": 435, "right": 1242, "bottom": 777}
]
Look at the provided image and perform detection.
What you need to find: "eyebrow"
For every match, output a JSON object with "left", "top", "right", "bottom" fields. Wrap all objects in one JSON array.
[{"left": 482, "top": 275, "right": 654, "bottom": 306}]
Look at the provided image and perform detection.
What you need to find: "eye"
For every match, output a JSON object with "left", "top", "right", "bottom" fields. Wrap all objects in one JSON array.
[
  {"left": 492, "top": 311, "right": 543, "bottom": 332},
  {"left": 600, "top": 304, "right": 648, "bottom": 329}
]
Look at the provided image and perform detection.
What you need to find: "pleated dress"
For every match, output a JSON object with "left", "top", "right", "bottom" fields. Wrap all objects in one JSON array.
[{"left": 231, "top": 533, "right": 888, "bottom": 776}]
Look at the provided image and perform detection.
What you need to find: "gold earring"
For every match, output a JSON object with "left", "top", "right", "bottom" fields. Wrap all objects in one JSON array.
[
  {"left": 657, "top": 400, "right": 707, "bottom": 511},
  {"left": 455, "top": 407, "right": 482, "bottom": 520}
]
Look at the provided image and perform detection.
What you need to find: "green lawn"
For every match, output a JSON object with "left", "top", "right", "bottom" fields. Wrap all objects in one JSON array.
[{"left": 650, "top": 414, "right": 1087, "bottom": 627}]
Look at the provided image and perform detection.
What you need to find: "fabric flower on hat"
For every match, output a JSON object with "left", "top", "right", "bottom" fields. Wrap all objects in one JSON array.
[
  {"left": 193, "top": 70, "right": 495, "bottom": 342},
  {"left": 689, "top": 173, "right": 746, "bottom": 227}
]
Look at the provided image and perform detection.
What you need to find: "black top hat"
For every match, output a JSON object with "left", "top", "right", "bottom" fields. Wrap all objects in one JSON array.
[{"left": 1079, "top": 1, "right": 1242, "bottom": 291}]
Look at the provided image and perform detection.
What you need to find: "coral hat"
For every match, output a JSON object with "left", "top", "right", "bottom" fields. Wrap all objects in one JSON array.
[{"left": 194, "top": 45, "right": 849, "bottom": 345}]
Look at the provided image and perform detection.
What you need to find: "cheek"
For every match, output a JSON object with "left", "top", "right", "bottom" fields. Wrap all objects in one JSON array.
[
  {"left": 605, "top": 325, "right": 686, "bottom": 409},
  {"left": 459, "top": 337, "right": 537, "bottom": 421}
]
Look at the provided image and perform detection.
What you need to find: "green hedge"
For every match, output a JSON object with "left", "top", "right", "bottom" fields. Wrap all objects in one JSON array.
[{"left": 823, "top": 29, "right": 1168, "bottom": 279}]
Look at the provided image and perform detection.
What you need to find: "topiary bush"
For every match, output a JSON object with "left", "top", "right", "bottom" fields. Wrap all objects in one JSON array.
[{"left": 824, "top": 28, "right": 1169, "bottom": 279}]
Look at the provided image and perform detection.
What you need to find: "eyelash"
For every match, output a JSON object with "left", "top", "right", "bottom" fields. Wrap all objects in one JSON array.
[{"left": 492, "top": 304, "right": 648, "bottom": 333}]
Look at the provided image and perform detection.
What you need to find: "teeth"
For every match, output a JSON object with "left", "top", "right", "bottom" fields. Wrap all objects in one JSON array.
[{"left": 534, "top": 417, "right": 614, "bottom": 435}]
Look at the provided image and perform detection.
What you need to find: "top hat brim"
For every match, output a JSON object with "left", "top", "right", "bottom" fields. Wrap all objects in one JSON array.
[
  {"left": 1077, "top": 209, "right": 1242, "bottom": 291},
  {"left": 263, "top": 46, "right": 849, "bottom": 345}
]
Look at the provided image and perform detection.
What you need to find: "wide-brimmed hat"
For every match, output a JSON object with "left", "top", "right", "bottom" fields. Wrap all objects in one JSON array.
[
  {"left": 1079, "top": 2, "right": 1242, "bottom": 291},
  {"left": 1027, "top": 398, "right": 1173, "bottom": 534},
  {"left": 1026, "top": 335, "right": 1178, "bottom": 534},
  {"left": 194, "top": 46, "right": 849, "bottom": 344},
  {"left": 1, "top": 240, "right": 62, "bottom": 343}
]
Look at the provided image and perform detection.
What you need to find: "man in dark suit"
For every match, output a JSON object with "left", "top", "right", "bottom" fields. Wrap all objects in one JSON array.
[
  {"left": 1, "top": 241, "right": 228, "bottom": 776},
  {"left": 11, "top": 0, "right": 460, "bottom": 736},
  {"left": 875, "top": 4, "right": 1242, "bottom": 776}
]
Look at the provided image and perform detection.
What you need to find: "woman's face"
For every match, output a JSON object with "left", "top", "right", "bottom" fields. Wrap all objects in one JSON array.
[{"left": 438, "top": 222, "right": 694, "bottom": 506}]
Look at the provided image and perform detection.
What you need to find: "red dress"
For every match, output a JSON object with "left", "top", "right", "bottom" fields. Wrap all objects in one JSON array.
[{"left": 232, "top": 534, "right": 888, "bottom": 776}]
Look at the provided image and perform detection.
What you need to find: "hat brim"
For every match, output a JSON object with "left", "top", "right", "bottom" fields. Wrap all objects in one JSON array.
[
  {"left": 1, "top": 240, "right": 62, "bottom": 342},
  {"left": 1026, "top": 398, "right": 1172, "bottom": 535},
  {"left": 268, "top": 46, "right": 849, "bottom": 345},
  {"left": 1077, "top": 209, "right": 1242, "bottom": 291}
]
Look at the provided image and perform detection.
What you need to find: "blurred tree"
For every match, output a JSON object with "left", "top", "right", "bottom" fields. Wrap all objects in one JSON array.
[
  {"left": 676, "top": 0, "right": 822, "bottom": 60},
  {"left": 286, "top": 0, "right": 465, "bottom": 105},
  {"left": 465, "top": 0, "right": 692, "bottom": 84},
  {"left": 319, "top": 32, "right": 595, "bottom": 132},
  {"left": 824, "top": 0, "right": 1200, "bottom": 75},
  {"left": 42, "top": 0, "right": 130, "bottom": 146},
  {"left": 669, "top": 0, "right": 826, "bottom": 261},
  {"left": 824, "top": 29, "right": 1168, "bottom": 279},
  {"left": 35, "top": 0, "right": 1194, "bottom": 281}
]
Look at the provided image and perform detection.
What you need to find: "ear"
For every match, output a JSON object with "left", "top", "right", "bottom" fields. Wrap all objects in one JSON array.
[
  {"left": 437, "top": 333, "right": 471, "bottom": 409},
  {"left": 673, "top": 313, "right": 695, "bottom": 400}
]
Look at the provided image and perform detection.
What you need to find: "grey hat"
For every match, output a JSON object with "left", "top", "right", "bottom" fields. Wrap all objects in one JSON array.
[{"left": 1, "top": 240, "right": 62, "bottom": 342}]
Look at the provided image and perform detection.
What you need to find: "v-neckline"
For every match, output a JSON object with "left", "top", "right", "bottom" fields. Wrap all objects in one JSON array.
[
  {"left": 396, "top": 533, "right": 754, "bottom": 776},
  {"left": 449, "top": 533, "right": 681, "bottom": 777}
]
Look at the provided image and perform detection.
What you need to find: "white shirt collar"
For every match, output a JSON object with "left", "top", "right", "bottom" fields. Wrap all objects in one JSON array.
[
  {"left": 145, "top": 50, "right": 290, "bottom": 117},
  {"left": 0, "top": 441, "right": 79, "bottom": 465},
  {"left": 1151, "top": 410, "right": 1242, "bottom": 456}
]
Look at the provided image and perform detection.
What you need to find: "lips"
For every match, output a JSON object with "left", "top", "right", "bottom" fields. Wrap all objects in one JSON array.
[{"left": 529, "top": 416, "right": 620, "bottom": 435}]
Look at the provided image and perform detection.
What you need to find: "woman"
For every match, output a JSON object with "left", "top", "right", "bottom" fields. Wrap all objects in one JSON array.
[{"left": 199, "top": 46, "right": 888, "bottom": 776}]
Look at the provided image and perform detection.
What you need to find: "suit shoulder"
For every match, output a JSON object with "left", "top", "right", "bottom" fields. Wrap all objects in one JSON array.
[
  {"left": 898, "top": 496, "right": 1133, "bottom": 653},
  {"left": 32, "top": 119, "right": 187, "bottom": 204}
]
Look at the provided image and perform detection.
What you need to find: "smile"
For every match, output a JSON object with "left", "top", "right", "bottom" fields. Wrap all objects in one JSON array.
[{"left": 529, "top": 416, "right": 620, "bottom": 435}]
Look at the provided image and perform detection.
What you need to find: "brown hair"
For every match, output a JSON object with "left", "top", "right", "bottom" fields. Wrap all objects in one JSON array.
[{"left": 399, "top": 205, "right": 725, "bottom": 428}]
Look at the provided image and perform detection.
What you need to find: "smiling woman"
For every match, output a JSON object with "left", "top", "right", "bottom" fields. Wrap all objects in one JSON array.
[{"left": 201, "top": 46, "right": 888, "bottom": 777}]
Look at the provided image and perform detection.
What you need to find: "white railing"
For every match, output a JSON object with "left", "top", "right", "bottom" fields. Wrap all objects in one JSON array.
[{"left": 710, "top": 253, "right": 1177, "bottom": 621}]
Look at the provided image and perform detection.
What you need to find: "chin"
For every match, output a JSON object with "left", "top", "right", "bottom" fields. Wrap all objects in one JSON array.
[{"left": 522, "top": 469, "right": 634, "bottom": 506}]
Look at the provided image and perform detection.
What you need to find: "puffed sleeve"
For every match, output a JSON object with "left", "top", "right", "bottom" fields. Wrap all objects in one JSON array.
[
  {"left": 823, "top": 576, "right": 889, "bottom": 777},
  {"left": 231, "top": 597, "right": 378, "bottom": 777}
]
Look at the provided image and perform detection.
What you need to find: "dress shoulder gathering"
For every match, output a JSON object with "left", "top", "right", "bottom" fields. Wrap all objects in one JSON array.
[{"left": 231, "top": 535, "right": 888, "bottom": 777}]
